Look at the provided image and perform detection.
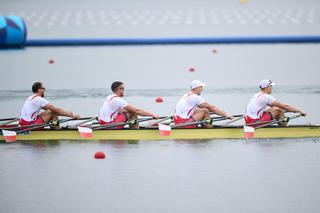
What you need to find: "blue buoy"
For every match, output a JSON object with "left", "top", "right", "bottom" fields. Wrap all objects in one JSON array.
[{"left": 0, "top": 16, "right": 27, "bottom": 47}]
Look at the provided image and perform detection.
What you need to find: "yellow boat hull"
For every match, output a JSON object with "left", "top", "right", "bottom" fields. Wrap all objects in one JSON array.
[{"left": 1, "top": 126, "right": 320, "bottom": 141}]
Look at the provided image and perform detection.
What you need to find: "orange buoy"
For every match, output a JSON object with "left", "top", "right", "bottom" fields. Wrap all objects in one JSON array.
[
  {"left": 189, "top": 67, "right": 195, "bottom": 72},
  {"left": 94, "top": 151, "right": 106, "bottom": 159},
  {"left": 155, "top": 96, "right": 163, "bottom": 103}
]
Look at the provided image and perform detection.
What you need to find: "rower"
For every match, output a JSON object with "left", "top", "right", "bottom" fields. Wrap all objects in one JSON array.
[
  {"left": 173, "top": 80, "right": 233, "bottom": 128},
  {"left": 245, "top": 79, "right": 307, "bottom": 127},
  {"left": 99, "top": 81, "right": 159, "bottom": 129},
  {"left": 19, "top": 82, "right": 80, "bottom": 129}
]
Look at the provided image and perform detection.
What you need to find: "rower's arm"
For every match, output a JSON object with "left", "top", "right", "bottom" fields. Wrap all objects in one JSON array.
[
  {"left": 124, "top": 104, "right": 159, "bottom": 119},
  {"left": 270, "top": 101, "right": 307, "bottom": 116},
  {"left": 44, "top": 104, "right": 80, "bottom": 119},
  {"left": 199, "top": 102, "right": 233, "bottom": 119}
]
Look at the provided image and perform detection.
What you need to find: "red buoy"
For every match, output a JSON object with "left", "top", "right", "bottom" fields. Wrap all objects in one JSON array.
[
  {"left": 189, "top": 67, "right": 195, "bottom": 72},
  {"left": 94, "top": 151, "right": 106, "bottom": 159},
  {"left": 48, "top": 59, "right": 55, "bottom": 64},
  {"left": 155, "top": 97, "right": 163, "bottom": 103}
]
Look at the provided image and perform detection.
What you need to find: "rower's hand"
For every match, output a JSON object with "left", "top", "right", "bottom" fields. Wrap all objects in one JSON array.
[
  {"left": 152, "top": 114, "right": 160, "bottom": 119},
  {"left": 72, "top": 113, "right": 80, "bottom": 119},
  {"left": 226, "top": 113, "right": 234, "bottom": 120},
  {"left": 300, "top": 111, "right": 307, "bottom": 117}
]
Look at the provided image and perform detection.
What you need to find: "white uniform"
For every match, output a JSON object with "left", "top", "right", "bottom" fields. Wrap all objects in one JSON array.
[
  {"left": 245, "top": 92, "right": 276, "bottom": 119},
  {"left": 20, "top": 95, "right": 49, "bottom": 121},
  {"left": 174, "top": 92, "right": 206, "bottom": 119},
  {"left": 99, "top": 94, "right": 128, "bottom": 122}
]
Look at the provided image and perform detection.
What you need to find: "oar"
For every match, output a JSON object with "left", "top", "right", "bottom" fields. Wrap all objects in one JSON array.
[
  {"left": 144, "top": 114, "right": 243, "bottom": 129},
  {"left": 211, "top": 114, "right": 243, "bottom": 120},
  {"left": 172, "top": 114, "right": 242, "bottom": 129},
  {"left": 137, "top": 116, "right": 168, "bottom": 122},
  {"left": 157, "top": 115, "right": 242, "bottom": 136},
  {"left": 0, "top": 117, "right": 94, "bottom": 131},
  {"left": 214, "top": 115, "right": 245, "bottom": 127},
  {"left": 77, "top": 116, "right": 167, "bottom": 138},
  {"left": 65, "top": 117, "right": 98, "bottom": 129},
  {"left": 255, "top": 113, "right": 303, "bottom": 129},
  {"left": 15, "top": 118, "right": 80, "bottom": 134},
  {"left": 144, "top": 116, "right": 173, "bottom": 127},
  {"left": 1, "top": 117, "right": 82, "bottom": 143},
  {"left": 0, "top": 120, "right": 49, "bottom": 131},
  {"left": 246, "top": 113, "right": 298, "bottom": 127},
  {"left": 0, "top": 118, "right": 19, "bottom": 126},
  {"left": 172, "top": 118, "right": 213, "bottom": 128},
  {"left": 92, "top": 116, "right": 166, "bottom": 130},
  {"left": 0, "top": 117, "right": 18, "bottom": 122}
]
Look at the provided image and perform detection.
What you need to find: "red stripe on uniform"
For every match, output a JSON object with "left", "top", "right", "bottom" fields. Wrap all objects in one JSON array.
[
  {"left": 31, "top": 94, "right": 39, "bottom": 100},
  {"left": 108, "top": 95, "right": 119, "bottom": 120},
  {"left": 109, "top": 95, "right": 117, "bottom": 102}
]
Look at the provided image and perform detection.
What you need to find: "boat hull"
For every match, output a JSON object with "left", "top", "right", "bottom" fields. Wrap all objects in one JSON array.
[{"left": 1, "top": 126, "right": 320, "bottom": 141}]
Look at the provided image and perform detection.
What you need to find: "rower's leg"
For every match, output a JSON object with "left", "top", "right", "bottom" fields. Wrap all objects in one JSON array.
[
  {"left": 120, "top": 109, "right": 139, "bottom": 129},
  {"left": 193, "top": 108, "right": 212, "bottom": 128},
  {"left": 39, "top": 110, "right": 58, "bottom": 123},
  {"left": 268, "top": 107, "right": 287, "bottom": 126},
  {"left": 39, "top": 110, "right": 60, "bottom": 129}
]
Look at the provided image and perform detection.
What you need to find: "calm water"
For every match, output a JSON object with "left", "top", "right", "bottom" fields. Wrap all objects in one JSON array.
[
  {"left": 1, "top": 0, "right": 320, "bottom": 212},
  {"left": 1, "top": 140, "right": 320, "bottom": 213}
]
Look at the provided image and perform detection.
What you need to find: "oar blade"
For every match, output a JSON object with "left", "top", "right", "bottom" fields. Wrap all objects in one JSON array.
[
  {"left": 1, "top": 130, "right": 17, "bottom": 142},
  {"left": 243, "top": 126, "right": 255, "bottom": 138},
  {"left": 77, "top": 126, "right": 93, "bottom": 138},
  {"left": 158, "top": 123, "right": 171, "bottom": 136}
]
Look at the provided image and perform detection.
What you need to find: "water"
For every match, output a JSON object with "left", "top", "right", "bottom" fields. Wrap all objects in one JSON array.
[
  {"left": 0, "top": 140, "right": 320, "bottom": 213},
  {"left": 1, "top": 0, "right": 320, "bottom": 212}
]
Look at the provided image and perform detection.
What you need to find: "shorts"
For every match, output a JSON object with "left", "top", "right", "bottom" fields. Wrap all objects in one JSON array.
[
  {"left": 19, "top": 117, "right": 44, "bottom": 130},
  {"left": 245, "top": 112, "right": 273, "bottom": 127},
  {"left": 99, "top": 113, "right": 128, "bottom": 129},
  {"left": 173, "top": 115, "right": 196, "bottom": 129}
]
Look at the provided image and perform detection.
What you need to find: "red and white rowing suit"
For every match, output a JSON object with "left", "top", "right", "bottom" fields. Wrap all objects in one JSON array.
[
  {"left": 174, "top": 92, "right": 205, "bottom": 128},
  {"left": 99, "top": 94, "right": 129, "bottom": 129},
  {"left": 19, "top": 94, "right": 49, "bottom": 126},
  {"left": 245, "top": 92, "right": 276, "bottom": 127}
]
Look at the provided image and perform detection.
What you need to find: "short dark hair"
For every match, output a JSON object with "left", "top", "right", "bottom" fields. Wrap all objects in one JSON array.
[
  {"left": 111, "top": 81, "right": 124, "bottom": 92},
  {"left": 32, "top": 82, "right": 43, "bottom": 93}
]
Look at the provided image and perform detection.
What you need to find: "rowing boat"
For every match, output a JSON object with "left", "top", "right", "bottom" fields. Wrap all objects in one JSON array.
[{"left": 1, "top": 125, "right": 319, "bottom": 141}]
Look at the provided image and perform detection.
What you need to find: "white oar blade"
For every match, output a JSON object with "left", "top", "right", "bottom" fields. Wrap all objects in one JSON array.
[
  {"left": 77, "top": 126, "right": 93, "bottom": 138},
  {"left": 158, "top": 123, "right": 171, "bottom": 136},
  {"left": 1, "top": 130, "right": 17, "bottom": 142},
  {"left": 243, "top": 126, "right": 255, "bottom": 138}
]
